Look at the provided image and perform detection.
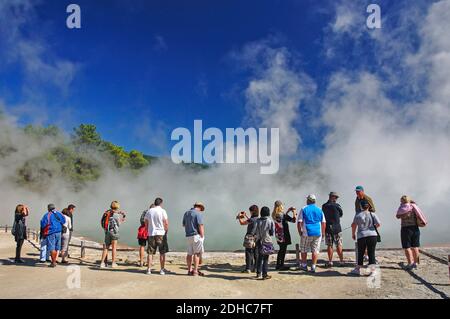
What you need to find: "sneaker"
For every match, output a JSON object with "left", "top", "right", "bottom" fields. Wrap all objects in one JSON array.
[
  {"left": 411, "top": 263, "right": 418, "bottom": 270},
  {"left": 363, "top": 255, "right": 369, "bottom": 262},
  {"left": 146, "top": 269, "right": 152, "bottom": 275},
  {"left": 49, "top": 263, "right": 57, "bottom": 268},
  {"left": 111, "top": 262, "right": 118, "bottom": 268},
  {"left": 326, "top": 261, "right": 333, "bottom": 268},
  {"left": 139, "top": 261, "right": 144, "bottom": 267},
  {"left": 299, "top": 264, "right": 308, "bottom": 271},
  {"left": 310, "top": 266, "right": 316, "bottom": 273},
  {"left": 262, "top": 275, "right": 272, "bottom": 280},
  {"left": 99, "top": 263, "right": 107, "bottom": 269},
  {"left": 241, "top": 269, "right": 251, "bottom": 273},
  {"left": 256, "top": 273, "right": 262, "bottom": 279},
  {"left": 15, "top": 259, "right": 25, "bottom": 264},
  {"left": 160, "top": 269, "right": 166, "bottom": 275},
  {"left": 350, "top": 267, "right": 361, "bottom": 276}
]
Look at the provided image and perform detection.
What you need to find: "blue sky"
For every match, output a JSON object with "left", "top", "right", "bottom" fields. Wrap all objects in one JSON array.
[{"left": 0, "top": 0, "right": 420, "bottom": 158}]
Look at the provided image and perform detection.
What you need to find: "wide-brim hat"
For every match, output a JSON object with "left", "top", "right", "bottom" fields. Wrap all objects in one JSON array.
[{"left": 194, "top": 202, "right": 205, "bottom": 211}]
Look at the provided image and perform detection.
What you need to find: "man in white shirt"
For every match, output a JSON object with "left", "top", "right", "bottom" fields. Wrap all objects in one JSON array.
[{"left": 144, "top": 197, "right": 169, "bottom": 275}]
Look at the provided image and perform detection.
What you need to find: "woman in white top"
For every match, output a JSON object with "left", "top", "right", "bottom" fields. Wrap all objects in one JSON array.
[{"left": 60, "top": 210, "right": 72, "bottom": 264}]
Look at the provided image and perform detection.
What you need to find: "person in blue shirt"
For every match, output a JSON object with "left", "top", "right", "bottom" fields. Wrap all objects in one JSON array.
[
  {"left": 40, "top": 204, "right": 65, "bottom": 268},
  {"left": 297, "top": 194, "right": 326, "bottom": 273}
]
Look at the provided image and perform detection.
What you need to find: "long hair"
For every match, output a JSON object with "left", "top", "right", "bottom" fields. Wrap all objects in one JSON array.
[
  {"left": 401, "top": 195, "right": 411, "bottom": 204},
  {"left": 272, "top": 200, "right": 284, "bottom": 220},
  {"left": 15, "top": 204, "right": 24, "bottom": 215}
]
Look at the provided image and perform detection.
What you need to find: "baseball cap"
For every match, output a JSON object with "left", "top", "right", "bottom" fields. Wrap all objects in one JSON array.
[
  {"left": 307, "top": 194, "right": 316, "bottom": 201},
  {"left": 355, "top": 185, "right": 364, "bottom": 192},
  {"left": 47, "top": 204, "right": 56, "bottom": 211}
]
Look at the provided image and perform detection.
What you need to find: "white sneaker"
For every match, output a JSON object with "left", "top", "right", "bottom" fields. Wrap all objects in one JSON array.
[
  {"left": 146, "top": 269, "right": 152, "bottom": 275},
  {"left": 160, "top": 269, "right": 166, "bottom": 275},
  {"left": 111, "top": 262, "right": 118, "bottom": 268},
  {"left": 99, "top": 263, "right": 106, "bottom": 269}
]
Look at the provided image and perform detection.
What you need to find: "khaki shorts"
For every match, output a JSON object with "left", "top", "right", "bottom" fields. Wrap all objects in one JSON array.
[
  {"left": 186, "top": 234, "right": 204, "bottom": 255},
  {"left": 300, "top": 236, "right": 321, "bottom": 253},
  {"left": 105, "top": 232, "right": 119, "bottom": 246},
  {"left": 325, "top": 232, "right": 343, "bottom": 247},
  {"left": 147, "top": 235, "right": 169, "bottom": 255}
]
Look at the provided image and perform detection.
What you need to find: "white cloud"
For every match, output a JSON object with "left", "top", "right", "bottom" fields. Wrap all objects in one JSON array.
[
  {"left": 0, "top": 0, "right": 79, "bottom": 95},
  {"left": 232, "top": 39, "right": 316, "bottom": 156}
]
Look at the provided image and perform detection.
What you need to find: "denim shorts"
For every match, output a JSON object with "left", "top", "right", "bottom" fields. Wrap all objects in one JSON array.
[{"left": 47, "top": 232, "right": 62, "bottom": 252}]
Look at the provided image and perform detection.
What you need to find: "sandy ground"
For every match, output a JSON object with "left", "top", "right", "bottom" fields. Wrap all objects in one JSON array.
[{"left": 0, "top": 232, "right": 449, "bottom": 299}]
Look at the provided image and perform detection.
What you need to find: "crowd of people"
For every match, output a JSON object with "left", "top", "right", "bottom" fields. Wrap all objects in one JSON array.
[{"left": 9, "top": 185, "right": 427, "bottom": 280}]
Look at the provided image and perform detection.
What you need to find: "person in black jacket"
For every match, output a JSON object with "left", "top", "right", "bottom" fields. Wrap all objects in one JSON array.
[
  {"left": 272, "top": 200, "right": 296, "bottom": 270},
  {"left": 13, "top": 204, "right": 29, "bottom": 263},
  {"left": 322, "top": 192, "right": 344, "bottom": 267}
]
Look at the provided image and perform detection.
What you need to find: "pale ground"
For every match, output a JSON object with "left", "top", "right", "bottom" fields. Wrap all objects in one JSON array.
[{"left": 0, "top": 232, "right": 449, "bottom": 299}]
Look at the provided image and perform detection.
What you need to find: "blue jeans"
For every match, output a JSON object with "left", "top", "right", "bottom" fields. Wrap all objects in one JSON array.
[
  {"left": 256, "top": 242, "right": 269, "bottom": 276},
  {"left": 40, "top": 238, "right": 49, "bottom": 261},
  {"left": 47, "top": 232, "right": 62, "bottom": 252}
]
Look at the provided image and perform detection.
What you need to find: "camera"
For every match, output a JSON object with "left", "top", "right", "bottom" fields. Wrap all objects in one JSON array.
[{"left": 236, "top": 211, "right": 246, "bottom": 220}]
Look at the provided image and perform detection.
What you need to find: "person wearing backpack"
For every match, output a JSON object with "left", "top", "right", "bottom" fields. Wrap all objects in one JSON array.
[
  {"left": 137, "top": 204, "right": 154, "bottom": 267},
  {"left": 396, "top": 195, "right": 427, "bottom": 270},
  {"left": 255, "top": 206, "right": 275, "bottom": 280},
  {"left": 12, "top": 204, "right": 29, "bottom": 263},
  {"left": 237, "top": 205, "right": 259, "bottom": 273},
  {"left": 99, "top": 201, "right": 126, "bottom": 268},
  {"left": 40, "top": 204, "right": 65, "bottom": 268},
  {"left": 272, "top": 200, "right": 296, "bottom": 271}
]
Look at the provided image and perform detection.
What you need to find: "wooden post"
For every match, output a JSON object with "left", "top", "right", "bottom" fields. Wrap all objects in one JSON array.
[
  {"left": 5, "top": 225, "right": 8, "bottom": 233},
  {"left": 355, "top": 242, "right": 359, "bottom": 265},
  {"left": 81, "top": 241, "right": 86, "bottom": 259},
  {"left": 448, "top": 255, "right": 450, "bottom": 282},
  {"left": 295, "top": 243, "right": 300, "bottom": 267}
]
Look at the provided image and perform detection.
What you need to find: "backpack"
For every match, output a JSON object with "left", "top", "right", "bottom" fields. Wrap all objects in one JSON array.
[
  {"left": 243, "top": 234, "right": 256, "bottom": 249},
  {"left": 42, "top": 213, "right": 52, "bottom": 238},
  {"left": 101, "top": 210, "right": 112, "bottom": 231},
  {"left": 137, "top": 225, "right": 148, "bottom": 240}
]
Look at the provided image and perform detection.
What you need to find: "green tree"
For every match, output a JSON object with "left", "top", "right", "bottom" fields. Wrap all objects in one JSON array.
[
  {"left": 72, "top": 124, "right": 102, "bottom": 147},
  {"left": 102, "top": 141, "right": 130, "bottom": 168},
  {"left": 129, "top": 150, "right": 149, "bottom": 169}
]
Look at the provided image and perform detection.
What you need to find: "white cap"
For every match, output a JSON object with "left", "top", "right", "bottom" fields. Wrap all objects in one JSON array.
[{"left": 307, "top": 194, "right": 316, "bottom": 201}]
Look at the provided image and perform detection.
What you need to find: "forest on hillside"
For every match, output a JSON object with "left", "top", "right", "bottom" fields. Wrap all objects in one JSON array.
[{"left": 0, "top": 120, "right": 156, "bottom": 190}]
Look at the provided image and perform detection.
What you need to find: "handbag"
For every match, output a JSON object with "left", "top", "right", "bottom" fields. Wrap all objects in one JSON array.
[
  {"left": 243, "top": 234, "right": 256, "bottom": 249},
  {"left": 261, "top": 241, "right": 275, "bottom": 255},
  {"left": 370, "top": 213, "right": 381, "bottom": 243},
  {"left": 413, "top": 208, "right": 426, "bottom": 228}
]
